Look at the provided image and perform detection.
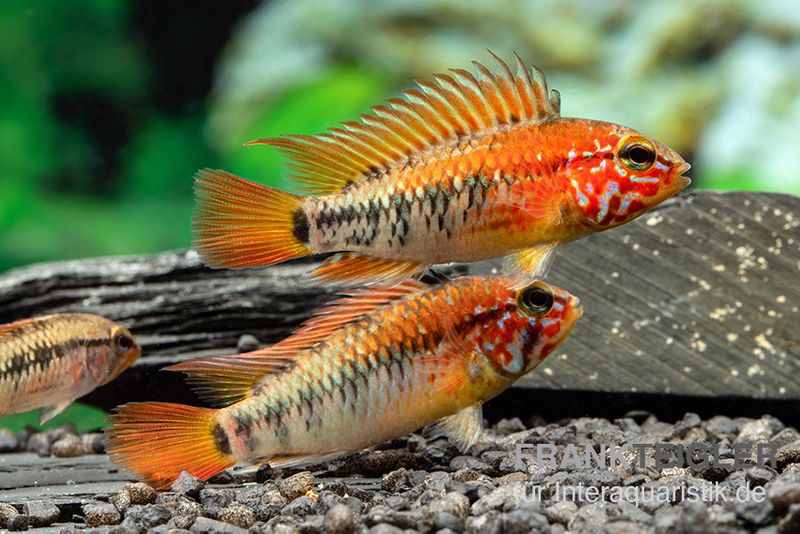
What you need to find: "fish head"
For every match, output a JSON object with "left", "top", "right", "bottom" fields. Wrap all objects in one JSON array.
[
  {"left": 97, "top": 325, "right": 141, "bottom": 384},
  {"left": 560, "top": 120, "right": 691, "bottom": 228},
  {"left": 473, "top": 280, "right": 582, "bottom": 379}
]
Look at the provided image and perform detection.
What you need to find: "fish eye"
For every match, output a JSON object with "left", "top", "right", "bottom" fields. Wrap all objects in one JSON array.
[
  {"left": 519, "top": 282, "right": 554, "bottom": 316},
  {"left": 620, "top": 139, "right": 656, "bottom": 171},
  {"left": 114, "top": 332, "right": 134, "bottom": 352}
]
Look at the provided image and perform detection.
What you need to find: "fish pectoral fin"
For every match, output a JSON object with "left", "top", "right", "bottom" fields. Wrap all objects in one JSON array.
[
  {"left": 165, "top": 353, "right": 295, "bottom": 407},
  {"left": 503, "top": 243, "right": 557, "bottom": 282},
  {"left": 39, "top": 400, "right": 73, "bottom": 425},
  {"left": 311, "top": 253, "right": 427, "bottom": 287},
  {"left": 424, "top": 404, "right": 484, "bottom": 452}
]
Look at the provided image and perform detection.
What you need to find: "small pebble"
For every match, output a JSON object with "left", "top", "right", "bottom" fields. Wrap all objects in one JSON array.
[
  {"left": 0, "top": 429, "right": 19, "bottom": 453},
  {"left": 236, "top": 334, "right": 261, "bottom": 352},
  {"left": 381, "top": 467, "right": 409, "bottom": 492},
  {"left": 191, "top": 516, "right": 248, "bottom": 533},
  {"left": 0, "top": 502, "right": 20, "bottom": 529},
  {"left": 51, "top": 434, "right": 83, "bottom": 457},
  {"left": 172, "top": 471, "right": 206, "bottom": 498},
  {"left": 81, "top": 432, "right": 106, "bottom": 454},
  {"left": 124, "top": 482, "right": 157, "bottom": 504},
  {"left": 82, "top": 502, "right": 121, "bottom": 527},
  {"left": 22, "top": 500, "right": 60, "bottom": 527},
  {"left": 278, "top": 471, "right": 315, "bottom": 500},
  {"left": 324, "top": 503, "right": 355, "bottom": 534},
  {"left": 26, "top": 433, "right": 50, "bottom": 456},
  {"left": 217, "top": 502, "right": 256, "bottom": 528}
]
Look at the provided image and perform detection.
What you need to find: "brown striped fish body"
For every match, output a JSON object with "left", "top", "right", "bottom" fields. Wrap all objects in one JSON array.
[{"left": 0, "top": 313, "right": 140, "bottom": 423}]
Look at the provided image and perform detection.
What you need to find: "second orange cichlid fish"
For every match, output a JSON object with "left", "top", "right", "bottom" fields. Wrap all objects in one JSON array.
[
  {"left": 194, "top": 52, "right": 690, "bottom": 285},
  {"left": 0, "top": 313, "right": 141, "bottom": 424},
  {"left": 107, "top": 276, "right": 581, "bottom": 487}
]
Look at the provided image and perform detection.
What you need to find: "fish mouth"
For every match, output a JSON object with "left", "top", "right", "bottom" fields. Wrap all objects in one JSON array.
[{"left": 672, "top": 161, "right": 692, "bottom": 189}]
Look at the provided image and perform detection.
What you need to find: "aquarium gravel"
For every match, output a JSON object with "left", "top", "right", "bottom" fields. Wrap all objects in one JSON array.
[{"left": 1, "top": 412, "right": 799, "bottom": 532}]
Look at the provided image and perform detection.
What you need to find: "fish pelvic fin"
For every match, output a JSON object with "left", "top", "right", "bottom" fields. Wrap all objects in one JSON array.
[
  {"left": 246, "top": 52, "right": 560, "bottom": 195},
  {"left": 503, "top": 243, "right": 557, "bottom": 283},
  {"left": 424, "top": 404, "right": 484, "bottom": 452},
  {"left": 106, "top": 402, "right": 235, "bottom": 489},
  {"left": 193, "top": 169, "right": 312, "bottom": 269},
  {"left": 312, "top": 253, "right": 427, "bottom": 286},
  {"left": 39, "top": 400, "right": 73, "bottom": 425}
]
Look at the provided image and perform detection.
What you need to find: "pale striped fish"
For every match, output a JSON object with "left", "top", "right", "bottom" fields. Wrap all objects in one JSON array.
[
  {"left": 107, "top": 276, "right": 581, "bottom": 487},
  {"left": 0, "top": 314, "right": 141, "bottom": 423}
]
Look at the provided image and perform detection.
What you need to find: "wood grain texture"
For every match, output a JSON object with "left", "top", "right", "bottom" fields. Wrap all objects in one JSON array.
[{"left": 0, "top": 191, "right": 797, "bottom": 406}]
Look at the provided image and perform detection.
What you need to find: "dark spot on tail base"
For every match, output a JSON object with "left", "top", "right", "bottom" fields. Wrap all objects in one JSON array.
[
  {"left": 292, "top": 209, "right": 310, "bottom": 244},
  {"left": 213, "top": 423, "right": 231, "bottom": 455}
]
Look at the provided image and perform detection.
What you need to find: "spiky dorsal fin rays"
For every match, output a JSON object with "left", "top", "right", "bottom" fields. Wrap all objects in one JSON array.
[
  {"left": 247, "top": 52, "right": 561, "bottom": 195},
  {"left": 165, "top": 280, "right": 428, "bottom": 405}
]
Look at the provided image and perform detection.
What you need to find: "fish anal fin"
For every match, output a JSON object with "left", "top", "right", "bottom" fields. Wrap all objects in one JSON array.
[
  {"left": 40, "top": 400, "right": 72, "bottom": 424},
  {"left": 312, "top": 253, "right": 426, "bottom": 287},
  {"left": 504, "top": 244, "right": 557, "bottom": 282},
  {"left": 246, "top": 53, "right": 559, "bottom": 195},
  {"left": 424, "top": 404, "right": 484, "bottom": 452},
  {"left": 265, "top": 451, "right": 349, "bottom": 469},
  {"left": 165, "top": 354, "right": 295, "bottom": 406}
]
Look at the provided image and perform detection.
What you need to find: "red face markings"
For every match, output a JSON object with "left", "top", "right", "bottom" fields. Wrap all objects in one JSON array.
[
  {"left": 560, "top": 127, "right": 689, "bottom": 227},
  {"left": 466, "top": 282, "right": 581, "bottom": 377}
]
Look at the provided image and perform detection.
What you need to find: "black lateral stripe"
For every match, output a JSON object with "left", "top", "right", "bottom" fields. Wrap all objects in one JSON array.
[{"left": 0, "top": 337, "right": 108, "bottom": 381}]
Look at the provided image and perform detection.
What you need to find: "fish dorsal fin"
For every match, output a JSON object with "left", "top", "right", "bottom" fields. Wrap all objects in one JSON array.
[
  {"left": 165, "top": 352, "right": 295, "bottom": 407},
  {"left": 0, "top": 315, "right": 55, "bottom": 336},
  {"left": 165, "top": 280, "right": 427, "bottom": 406},
  {"left": 276, "top": 278, "right": 427, "bottom": 351},
  {"left": 424, "top": 404, "right": 484, "bottom": 452},
  {"left": 247, "top": 52, "right": 560, "bottom": 194}
]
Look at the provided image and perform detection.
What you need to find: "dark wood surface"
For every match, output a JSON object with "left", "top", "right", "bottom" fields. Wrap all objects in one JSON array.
[{"left": 0, "top": 190, "right": 798, "bottom": 407}]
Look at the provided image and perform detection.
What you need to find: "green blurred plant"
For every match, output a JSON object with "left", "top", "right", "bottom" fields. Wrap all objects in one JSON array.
[{"left": 0, "top": 402, "right": 108, "bottom": 434}]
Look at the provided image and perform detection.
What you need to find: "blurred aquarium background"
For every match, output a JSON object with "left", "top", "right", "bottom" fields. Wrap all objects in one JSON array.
[
  {"left": 2, "top": 0, "right": 800, "bottom": 274},
  {"left": 0, "top": 1, "right": 798, "bottom": 427}
]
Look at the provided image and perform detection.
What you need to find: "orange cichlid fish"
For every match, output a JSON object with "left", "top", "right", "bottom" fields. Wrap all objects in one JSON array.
[
  {"left": 107, "top": 276, "right": 581, "bottom": 487},
  {"left": 0, "top": 313, "right": 141, "bottom": 424},
  {"left": 194, "top": 53, "right": 690, "bottom": 285}
]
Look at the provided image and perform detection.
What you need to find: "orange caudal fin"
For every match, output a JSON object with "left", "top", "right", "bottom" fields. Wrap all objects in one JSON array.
[
  {"left": 193, "top": 169, "right": 313, "bottom": 269},
  {"left": 106, "top": 402, "right": 235, "bottom": 488}
]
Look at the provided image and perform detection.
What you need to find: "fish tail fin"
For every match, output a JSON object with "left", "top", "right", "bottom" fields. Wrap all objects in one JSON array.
[
  {"left": 193, "top": 169, "right": 313, "bottom": 269},
  {"left": 106, "top": 402, "right": 235, "bottom": 488}
]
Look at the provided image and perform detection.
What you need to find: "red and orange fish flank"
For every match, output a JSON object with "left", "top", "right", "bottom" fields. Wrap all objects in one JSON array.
[
  {"left": 107, "top": 277, "right": 582, "bottom": 488},
  {"left": 193, "top": 52, "right": 690, "bottom": 284}
]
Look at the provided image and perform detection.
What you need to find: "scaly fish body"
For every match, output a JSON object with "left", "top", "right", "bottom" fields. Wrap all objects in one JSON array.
[
  {"left": 194, "top": 54, "right": 690, "bottom": 284},
  {"left": 0, "top": 314, "right": 140, "bottom": 423},
  {"left": 108, "top": 277, "right": 582, "bottom": 487}
]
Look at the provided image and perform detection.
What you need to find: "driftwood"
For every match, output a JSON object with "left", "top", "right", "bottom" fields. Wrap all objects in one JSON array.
[{"left": 0, "top": 190, "right": 798, "bottom": 414}]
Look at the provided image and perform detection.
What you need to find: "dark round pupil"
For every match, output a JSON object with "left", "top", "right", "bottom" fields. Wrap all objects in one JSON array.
[
  {"left": 627, "top": 144, "right": 654, "bottom": 165},
  {"left": 116, "top": 335, "right": 132, "bottom": 350},
  {"left": 524, "top": 287, "right": 552, "bottom": 311}
]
